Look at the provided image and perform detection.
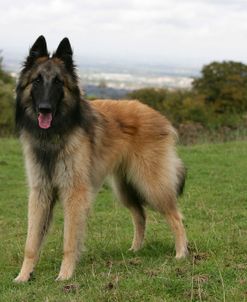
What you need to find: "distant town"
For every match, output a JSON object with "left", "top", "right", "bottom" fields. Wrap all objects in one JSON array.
[{"left": 4, "top": 56, "right": 200, "bottom": 98}]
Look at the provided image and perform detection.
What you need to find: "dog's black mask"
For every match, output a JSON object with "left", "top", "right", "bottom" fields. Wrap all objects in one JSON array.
[{"left": 16, "top": 35, "right": 82, "bottom": 136}]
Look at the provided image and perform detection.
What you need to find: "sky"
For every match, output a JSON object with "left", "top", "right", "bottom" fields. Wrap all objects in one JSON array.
[{"left": 0, "top": 0, "right": 247, "bottom": 69}]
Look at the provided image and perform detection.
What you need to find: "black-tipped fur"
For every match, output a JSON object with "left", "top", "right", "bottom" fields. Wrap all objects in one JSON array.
[
  {"left": 15, "top": 36, "right": 97, "bottom": 177},
  {"left": 118, "top": 173, "right": 147, "bottom": 207},
  {"left": 23, "top": 35, "right": 49, "bottom": 71},
  {"left": 177, "top": 167, "right": 186, "bottom": 196},
  {"left": 53, "top": 37, "right": 77, "bottom": 79}
]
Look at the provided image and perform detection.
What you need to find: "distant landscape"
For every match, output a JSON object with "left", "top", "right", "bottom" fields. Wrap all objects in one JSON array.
[{"left": 4, "top": 55, "right": 199, "bottom": 98}]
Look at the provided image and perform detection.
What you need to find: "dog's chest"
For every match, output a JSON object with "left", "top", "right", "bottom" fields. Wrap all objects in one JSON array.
[
  {"left": 52, "top": 154, "right": 74, "bottom": 188},
  {"left": 22, "top": 130, "right": 92, "bottom": 190}
]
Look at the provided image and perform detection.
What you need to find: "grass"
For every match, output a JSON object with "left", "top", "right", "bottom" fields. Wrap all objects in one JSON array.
[{"left": 0, "top": 138, "right": 247, "bottom": 302}]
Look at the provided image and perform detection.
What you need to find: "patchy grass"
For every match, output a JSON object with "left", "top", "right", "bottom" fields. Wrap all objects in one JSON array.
[{"left": 0, "top": 138, "right": 247, "bottom": 301}]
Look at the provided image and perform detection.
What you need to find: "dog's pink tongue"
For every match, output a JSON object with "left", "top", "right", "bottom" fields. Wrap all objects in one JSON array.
[{"left": 38, "top": 113, "right": 52, "bottom": 129}]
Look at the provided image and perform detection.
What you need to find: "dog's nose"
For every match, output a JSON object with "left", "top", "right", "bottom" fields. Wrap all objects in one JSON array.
[{"left": 38, "top": 103, "right": 52, "bottom": 113}]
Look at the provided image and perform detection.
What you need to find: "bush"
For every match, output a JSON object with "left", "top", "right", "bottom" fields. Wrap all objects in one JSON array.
[
  {"left": 128, "top": 88, "right": 212, "bottom": 127},
  {"left": 0, "top": 56, "right": 15, "bottom": 136},
  {"left": 128, "top": 88, "right": 167, "bottom": 112},
  {"left": 193, "top": 61, "right": 247, "bottom": 113}
]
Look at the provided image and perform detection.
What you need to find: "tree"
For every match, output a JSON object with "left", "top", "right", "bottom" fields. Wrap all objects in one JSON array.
[{"left": 192, "top": 61, "right": 247, "bottom": 112}]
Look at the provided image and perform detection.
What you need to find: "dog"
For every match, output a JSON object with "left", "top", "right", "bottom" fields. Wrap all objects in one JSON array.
[{"left": 14, "top": 36, "right": 188, "bottom": 282}]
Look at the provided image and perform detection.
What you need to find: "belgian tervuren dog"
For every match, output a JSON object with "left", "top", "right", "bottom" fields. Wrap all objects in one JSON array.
[{"left": 14, "top": 36, "right": 188, "bottom": 282}]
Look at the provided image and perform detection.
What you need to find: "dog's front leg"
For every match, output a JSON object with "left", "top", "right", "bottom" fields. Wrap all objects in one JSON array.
[
  {"left": 14, "top": 188, "right": 54, "bottom": 282},
  {"left": 56, "top": 185, "right": 91, "bottom": 281}
]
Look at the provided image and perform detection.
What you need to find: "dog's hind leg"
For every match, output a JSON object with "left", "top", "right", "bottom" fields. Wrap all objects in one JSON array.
[
  {"left": 111, "top": 173, "right": 146, "bottom": 252},
  {"left": 14, "top": 188, "right": 55, "bottom": 282},
  {"left": 56, "top": 185, "right": 91, "bottom": 281},
  {"left": 140, "top": 181, "right": 187, "bottom": 258},
  {"left": 163, "top": 206, "right": 188, "bottom": 259},
  {"left": 130, "top": 154, "right": 188, "bottom": 259}
]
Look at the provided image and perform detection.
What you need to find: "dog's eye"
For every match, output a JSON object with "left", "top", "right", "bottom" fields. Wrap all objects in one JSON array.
[
  {"left": 54, "top": 77, "right": 63, "bottom": 85},
  {"left": 33, "top": 75, "right": 42, "bottom": 85}
]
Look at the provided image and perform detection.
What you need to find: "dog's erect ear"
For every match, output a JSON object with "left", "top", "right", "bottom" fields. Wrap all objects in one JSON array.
[
  {"left": 30, "top": 35, "right": 48, "bottom": 58},
  {"left": 54, "top": 38, "right": 73, "bottom": 70},
  {"left": 24, "top": 36, "right": 48, "bottom": 69},
  {"left": 55, "top": 37, "right": 73, "bottom": 58}
]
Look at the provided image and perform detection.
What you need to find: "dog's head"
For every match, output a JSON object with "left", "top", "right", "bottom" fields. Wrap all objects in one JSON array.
[{"left": 16, "top": 36, "right": 81, "bottom": 134}]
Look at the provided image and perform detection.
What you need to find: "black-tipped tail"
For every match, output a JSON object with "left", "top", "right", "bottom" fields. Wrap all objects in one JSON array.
[{"left": 177, "top": 166, "right": 187, "bottom": 196}]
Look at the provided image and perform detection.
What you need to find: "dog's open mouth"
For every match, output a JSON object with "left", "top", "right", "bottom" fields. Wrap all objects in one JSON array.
[{"left": 38, "top": 112, "right": 53, "bottom": 129}]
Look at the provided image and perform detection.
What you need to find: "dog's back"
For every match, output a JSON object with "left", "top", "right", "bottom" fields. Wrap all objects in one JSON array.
[{"left": 90, "top": 99, "right": 185, "bottom": 196}]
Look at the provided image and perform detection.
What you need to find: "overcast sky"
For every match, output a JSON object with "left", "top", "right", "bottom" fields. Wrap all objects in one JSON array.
[{"left": 0, "top": 0, "right": 247, "bottom": 68}]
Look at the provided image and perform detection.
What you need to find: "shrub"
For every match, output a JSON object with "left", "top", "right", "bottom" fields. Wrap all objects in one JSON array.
[
  {"left": 0, "top": 56, "right": 15, "bottom": 135},
  {"left": 192, "top": 61, "right": 247, "bottom": 113}
]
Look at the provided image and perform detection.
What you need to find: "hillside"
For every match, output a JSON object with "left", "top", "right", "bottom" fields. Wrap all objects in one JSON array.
[{"left": 0, "top": 139, "right": 246, "bottom": 301}]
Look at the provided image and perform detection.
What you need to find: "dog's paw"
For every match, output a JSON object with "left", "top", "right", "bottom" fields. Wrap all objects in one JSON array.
[
  {"left": 55, "top": 275, "right": 71, "bottom": 281},
  {"left": 175, "top": 247, "right": 189, "bottom": 259},
  {"left": 13, "top": 273, "right": 30, "bottom": 283},
  {"left": 55, "top": 271, "right": 73, "bottom": 282},
  {"left": 128, "top": 245, "right": 142, "bottom": 252}
]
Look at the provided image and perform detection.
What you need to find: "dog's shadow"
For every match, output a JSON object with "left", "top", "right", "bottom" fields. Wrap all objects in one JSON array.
[{"left": 84, "top": 240, "right": 175, "bottom": 265}]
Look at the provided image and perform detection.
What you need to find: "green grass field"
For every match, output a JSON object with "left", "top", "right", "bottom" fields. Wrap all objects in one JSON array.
[{"left": 0, "top": 138, "right": 247, "bottom": 302}]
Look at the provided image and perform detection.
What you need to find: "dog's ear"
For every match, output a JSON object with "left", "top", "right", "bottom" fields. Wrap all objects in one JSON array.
[
  {"left": 55, "top": 37, "right": 73, "bottom": 58},
  {"left": 54, "top": 38, "right": 73, "bottom": 70},
  {"left": 24, "top": 36, "right": 48, "bottom": 69},
  {"left": 30, "top": 35, "right": 48, "bottom": 58}
]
